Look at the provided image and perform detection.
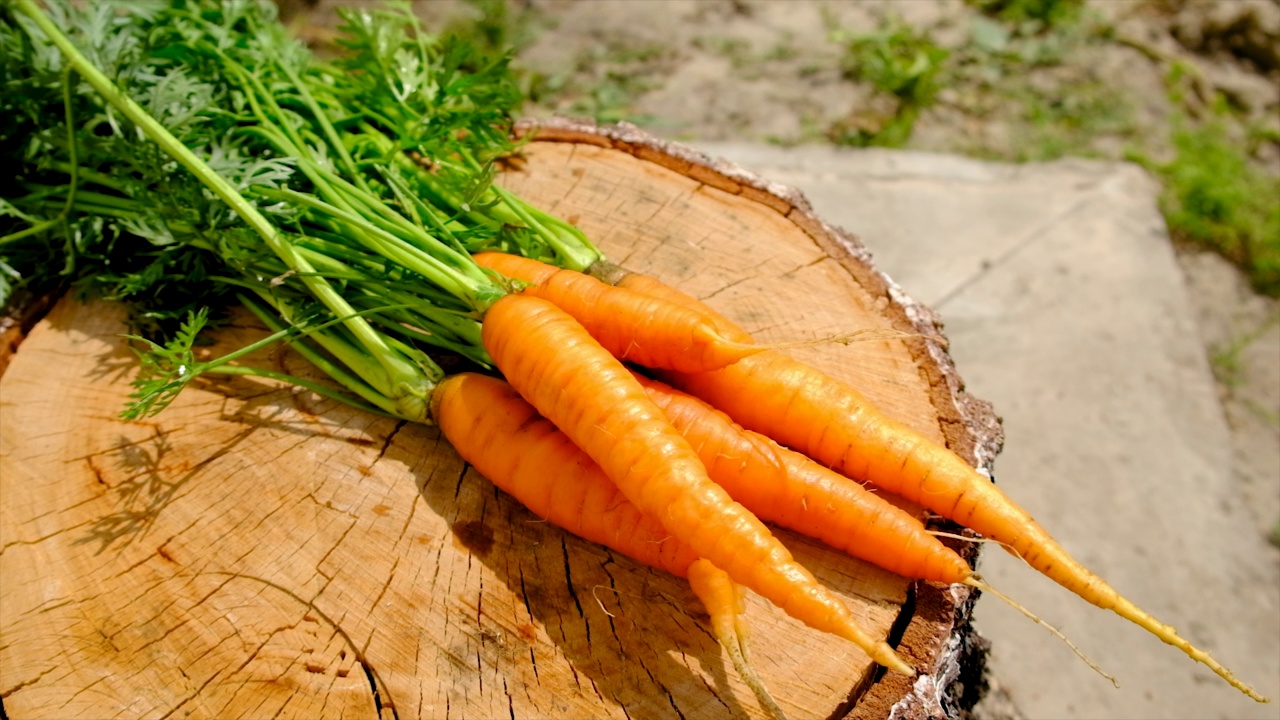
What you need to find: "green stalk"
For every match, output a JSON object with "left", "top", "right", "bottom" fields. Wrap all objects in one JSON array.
[
  {"left": 0, "top": 66, "right": 80, "bottom": 248},
  {"left": 271, "top": 56, "right": 373, "bottom": 197},
  {"left": 237, "top": 295, "right": 402, "bottom": 418},
  {"left": 290, "top": 246, "right": 490, "bottom": 365},
  {"left": 370, "top": 128, "right": 602, "bottom": 271},
  {"left": 47, "top": 162, "right": 128, "bottom": 194},
  {"left": 375, "top": 165, "right": 473, "bottom": 255},
  {"left": 488, "top": 183, "right": 601, "bottom": 271},
  {"left": 455, "top": 147, "right": 601, "bottom": 270},
  {"left": 255, "top": 186, "right": 492, "bottom": 309}
]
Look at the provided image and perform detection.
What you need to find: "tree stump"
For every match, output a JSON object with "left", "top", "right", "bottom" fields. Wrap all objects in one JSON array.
[{"left": 0, "top": 120, "right": 1001, "bottom": 719}]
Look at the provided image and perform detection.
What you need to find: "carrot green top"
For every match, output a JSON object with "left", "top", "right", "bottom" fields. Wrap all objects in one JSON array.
[{"left": 1, "top": 0, "right": 602, "bottom": 423}]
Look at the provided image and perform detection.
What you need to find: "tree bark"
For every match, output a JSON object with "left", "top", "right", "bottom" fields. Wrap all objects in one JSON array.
[{"left": 0, "top": 120, "right": 1001, "bottom": 719}]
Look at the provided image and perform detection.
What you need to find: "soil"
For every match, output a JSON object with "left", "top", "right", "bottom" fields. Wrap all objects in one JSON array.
[{"left": 279, "top": 0, "right": 1279, "bottom": 717}]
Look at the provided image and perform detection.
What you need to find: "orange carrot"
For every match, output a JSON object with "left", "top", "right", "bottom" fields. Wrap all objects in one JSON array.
[
  {"left": 433, "top": 370, "right": 1107, "bottom": 689},
  {"left": 431, "top": 373, "right": 782, "bottom": 714},
  {"left": 480, "top": 293, "right": 914, "bottom": 676},
  {"left": 431, "top": 371, "right": 697, "bottom": 576},
  {"left": 640, "top": 371, "right": 1119, "bottom": 684},
  {"left": 614, "top": 270, "right": 1268, "bottom": 703},
  {"left": 608, "top": 269, "right": 753, "bottom": 343},
  {"left": 635, "top": 372, "right": 971, "bottom": 585},
  {"left": 475, "top": 251, "right": 763, "bottom": 372}
]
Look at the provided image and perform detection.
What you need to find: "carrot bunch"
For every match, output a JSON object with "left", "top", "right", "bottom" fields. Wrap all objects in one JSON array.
[{"left": 462, "top": 251, "right": 1269, "bottom": 705}]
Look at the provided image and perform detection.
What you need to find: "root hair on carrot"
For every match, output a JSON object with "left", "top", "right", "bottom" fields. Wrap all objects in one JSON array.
[
  {"left": 964, "top": 575, "right": 1118, "bottom": 688},
  {"left": 752, "top": 328, "right": 920, "bottom": 352},
  {"left": 724, "top": 628, "right": 788, "bottom": 720},
  {"left": 928, "top": 530, "right": 1001, "bottom": 545},
  {"left": 927, "top": 530, "right": 1066, "bottom": 582}
]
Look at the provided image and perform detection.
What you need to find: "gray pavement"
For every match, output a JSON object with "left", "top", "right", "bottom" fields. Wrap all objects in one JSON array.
[{"left": 694, "top": 143, "right": 1280, "bottom": 720}]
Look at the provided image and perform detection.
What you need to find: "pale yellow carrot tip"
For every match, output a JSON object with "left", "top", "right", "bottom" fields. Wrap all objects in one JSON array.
[
  {"left": 688, "top": 560, "right": 787, "bottom": 719},
  {"left": 720, "top": 619, "right": 788, "bottom": 720},
  {"left": 964, "top": 576, "right": 1119, "bottom": 688},
  {"left": 966, "top": 576, "right": 1269, "bottom": 703},
  {"left": 1108, "top": 593, "right": 1271, "bottom": 703},
  {"left": 874, "top": 642, "right": 917, "bottom": 677}
]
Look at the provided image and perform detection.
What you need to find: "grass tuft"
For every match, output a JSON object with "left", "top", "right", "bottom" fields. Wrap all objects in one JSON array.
[
  {"left": 1132, "top": 110, "right": 1280, "bottom": 297},
  {"left": 827, "top": 17, "right": 948, "bottom": 147}
]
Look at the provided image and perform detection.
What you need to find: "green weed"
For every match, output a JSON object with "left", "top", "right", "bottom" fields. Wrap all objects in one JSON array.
[
  {"left": 1208, "top": 313, "right": 1280, "bottom": 395},
  {"left": 525, "top": 40, "right": 671, "bottom": 125},
  {"left": 966, "top": 11, "right": 1092, "bottom": 67},
  {"left": 1005, "top": 81, "right": 1136, "bottom": 161},
  {"left": 693, "top": 33, "right": 799, "bottom": 78},
  {"left": 967, "top": 0, "right": 1084, "bottom": 30},
  {"left": 694, "top": 36, "right": 754, "bottom": 68},
  {"left": 1132, "top": 110, "right": 1280, "bottom": 296},
  {"left": 443, "top": 0, "right": 544, "bottom": 58},
  {"left": 828, "top": 17, "right": 948, "bottom": 147}
]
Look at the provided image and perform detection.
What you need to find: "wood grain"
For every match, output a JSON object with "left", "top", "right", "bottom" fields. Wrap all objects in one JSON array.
[{"left": 0, "top": 124, "right": 997, "bottom": 719}]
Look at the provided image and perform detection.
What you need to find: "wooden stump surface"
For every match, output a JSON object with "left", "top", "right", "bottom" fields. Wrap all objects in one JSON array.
[{"left": 0, "top": 121, "right": 1000, "bottom": 719}]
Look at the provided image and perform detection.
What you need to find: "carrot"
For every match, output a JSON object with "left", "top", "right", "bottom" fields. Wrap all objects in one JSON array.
[
  {"left": 480, "top": 293, "right": 915, "bottom": 676},
  {"left": 639, "top": 369, "right": 1123, "bottom": 682},
  {"left": 475, "top": 251, "right": 764, "bottom": 372},
  {"left": 615, "top": 270, "right": 1269, "bottom": 703},
  {"left": 634, "top": 372, "right": 971, "bottom": 585},
  {"left": 606, "top": 268, "right": 754, "bottom": 343},
  {"left": 436, "top": 370, "right": 1100, "bottom": 713},
  {"left": 431, "top": 373, "right": 782, "bottom": 714},
  {"left": 688, "top": 559, "right": 787, "bottom": 720},
  {"left": 430, "top": 371, "right": 698, "bottom": 576}
]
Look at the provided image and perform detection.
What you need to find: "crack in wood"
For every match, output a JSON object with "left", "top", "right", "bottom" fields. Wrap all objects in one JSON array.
[
  {"left": 654, "top": 671, "right": 688, "bottom": 720},
  {"left": 451, "top": 463, "right": 468, "bottom": 502},
  {"left": 0, "top": 664, "right": 57, "bottom": 699},
  {"left": 367, "top": 555, "right": 399, "bottom": 613},
  {"left": 370, "top": 419, "right": 406, "bottom": 467},
  {"left": 58, "top": 675, "right": 107, "bottom": 713},
  {"left": 157, "top": 624, "right": 272, "bottom": 720},
  {"left": 192, "top": 572, "right": 396, "bottom": 719},
  {"left": 694, "top": 665, "right": 733, "bottom": 715},
  {"left": 360, "top": 656, "right": 394, "bottom": 720},
  {"left": 312, "top": 517, "right": 359, "bottom": 581},
  {"left": 0, "top": 516, "right": 97, "bottom": 553},
  {"left": 559, "top": 537, "right": 587, "bottom": 643},
  {"left": 153, "top": 517, "right": 200, "bottom": 566}
]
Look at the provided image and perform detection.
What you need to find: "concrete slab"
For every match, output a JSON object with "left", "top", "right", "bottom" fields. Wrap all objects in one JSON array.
[{"left": 693, "top": 142, "right": 1280, "bottom": 719}]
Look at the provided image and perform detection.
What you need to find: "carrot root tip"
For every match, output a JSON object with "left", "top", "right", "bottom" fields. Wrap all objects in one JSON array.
[{"left": 964, "top": 576, "right": 1118, "bottom": 688}]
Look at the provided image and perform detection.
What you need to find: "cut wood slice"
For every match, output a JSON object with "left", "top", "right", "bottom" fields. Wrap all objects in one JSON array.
[{"left": 0, "top": 119, "right": 1002, "bottom": 720}]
